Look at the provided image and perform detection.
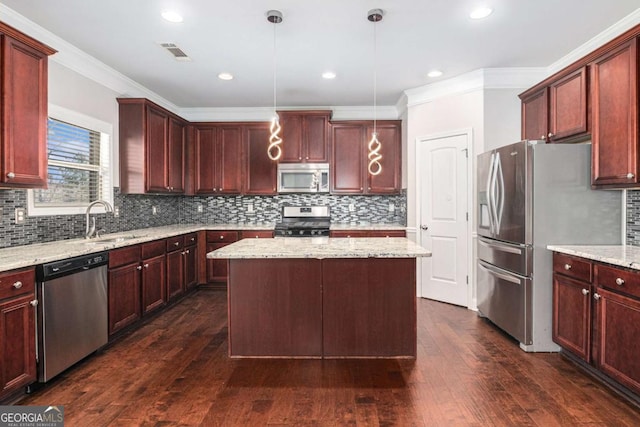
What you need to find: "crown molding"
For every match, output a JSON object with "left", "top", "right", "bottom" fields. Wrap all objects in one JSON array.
[
  {"left": 548, "top": 7, "right": 640, "bottom": 75},
  {"left": 181, "top": 105, "right": 400, "bottom": 122},
  {"left": 0, "top": 4, "right": 180, "bottom": 113}
]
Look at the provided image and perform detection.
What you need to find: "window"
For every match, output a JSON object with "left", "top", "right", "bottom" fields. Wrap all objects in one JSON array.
[{"left": 27, "top": 105, "right": 113, "bottom": 216}]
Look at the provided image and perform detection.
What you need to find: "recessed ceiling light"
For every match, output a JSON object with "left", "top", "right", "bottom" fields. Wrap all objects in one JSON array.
[
  {"left": 469, "top": 7, "right": 493, "bottom": 20},
  {"left": 427, "top": 70, "right": 443, "bottom": 78},
  {"left": 322, "top": 71, "right": 337, "bottom": 80},
  {"left": 218, "top": 72, "right": 234, "bottom": 81},
  {"left": 161, "top": 10, "right": 184, "bottom": 23}
]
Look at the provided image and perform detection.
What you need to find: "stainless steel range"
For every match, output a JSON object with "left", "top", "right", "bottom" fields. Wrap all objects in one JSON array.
[{"left": 274, "top": 206, "right": 331, "bottom": 237}]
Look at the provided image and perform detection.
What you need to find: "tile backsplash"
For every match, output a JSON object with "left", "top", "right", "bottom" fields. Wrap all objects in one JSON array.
[
  {"left": 626, "top": 190, "right": 640, "bottom": 246},
  {"left": 0, "top": 188, "right": 406, "bottom": 249}
]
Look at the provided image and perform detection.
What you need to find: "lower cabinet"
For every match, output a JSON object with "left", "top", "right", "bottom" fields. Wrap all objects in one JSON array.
[
  {"left": 167, "top": 233, "right": 199, "bottom": 300},
  {"left": 108, "top": 246, "right": 143, "bottom": 335},
  {"left": 140, "top": 240, "right": 166, "bottom": 314},
  {"left": 0, "top": 268, "right": 36, "bottom": 401},
  {"left": 553, "top": 252, "right": 640, "bottom": 398},
  {"left": 206, "top": 231, "right": 239, "bottom": 288},
  {"left": 329, "top": 230, "right": 406, "bottom": 238}
]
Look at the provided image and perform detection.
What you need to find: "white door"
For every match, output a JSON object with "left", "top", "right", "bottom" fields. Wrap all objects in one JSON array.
[{"left": 418, "top": 134, "right": 469, "bottom": 306}]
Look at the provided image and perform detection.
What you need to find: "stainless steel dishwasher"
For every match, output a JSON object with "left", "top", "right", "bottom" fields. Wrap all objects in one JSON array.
[{"left": 36, "top": 252, "right": 109, "bottom": 382}]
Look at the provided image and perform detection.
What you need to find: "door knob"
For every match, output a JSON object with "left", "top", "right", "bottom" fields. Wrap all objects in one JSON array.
[{"left": 420, "top": 225, "right": 429, "bottom": 230}]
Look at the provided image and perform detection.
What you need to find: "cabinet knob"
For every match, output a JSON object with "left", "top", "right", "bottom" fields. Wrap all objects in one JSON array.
[
  {"left": 548, "top": 132, "right": 554, "bottom": 139},
  {"left": 6, "top": 172, "right": 15, "bottom": 179},
  {"left": 615, "top": 277, "right": 625, "bottom": 286},
  {"left": 219, "top": 235, "right": 224, "bottom": 240},
  {"left": 564, "top": 264, "right": 571, "bottom": 270},
  {"left": 137, "top": 265, "right": 143, "bottom": 271},
  {"left": 213, "top": 188, "right": 217, "bottom": 192},
  {"left": 12, "top": 281, "right": 22, "bottom": 289},
  {"left": 185, "top": 249, "right": 190, "bottom": 254},
  {"left": 581, "top": 288, "right": 589, "bottom": 296},
  {"left": 30, "top": 300, "right": 38, "bottom": 307},
  {"left": 627, "top": 173, "right": 635, "bottom": 179},
  {"left": 174, "top": 242, "right": 180, "bottom": 246},
  {"left": 143, "top": 263, "right": 149, "bottom": 268},
  {"left": 191, "top": 237, "right": 196, "bottom": 242},
  {"left": 593, "top": 293, "right": 601, "bottom": 301},
  {"left": 305, "top": 156, "right": 309, "bottom": 160},
  {"left": 540, "top": 135, "right": 546, "bottom": 141}
]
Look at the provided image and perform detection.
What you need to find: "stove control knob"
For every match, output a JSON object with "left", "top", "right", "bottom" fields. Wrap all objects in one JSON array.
[
  {"left": 299, "top": 230, "right": 304, "bottom": 235},
  {"left": 287, "top": 230, "right": 292, "bottom": 235}
]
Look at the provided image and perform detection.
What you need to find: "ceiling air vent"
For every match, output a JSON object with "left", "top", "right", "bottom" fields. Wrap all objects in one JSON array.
[{"left": 159, "top": 43, "right": 191, "bottom": 61}]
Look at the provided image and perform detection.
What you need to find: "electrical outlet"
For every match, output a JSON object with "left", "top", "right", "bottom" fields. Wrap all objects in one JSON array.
[
  {"left": 113, "top": 206, "right": 120, "bottom": 217},
  {"left": 152, "top": 206, "right": 157, "bottom": 215},
  {"left": 247, "top": 203, "right": 254, "bottom": 213},
  {"left": 197, "top": 204, "right": 203, "bottom": 213},
  {"left": 348, "top": 204, "right": 355, "bottom": 212},
  {"left": 15, "top": 208, "right": 26, "bottom": 224},
  {"left": 388, "top": 203, "right": 395, "bottom": 212}
]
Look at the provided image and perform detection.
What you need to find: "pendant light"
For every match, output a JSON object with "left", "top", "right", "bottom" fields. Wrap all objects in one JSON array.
[
  {"left": 367, "top": 8, "right": 384, "bottom": 176},
  {"left": 267, "top": 10, "right": 283, "bottom": 161}
]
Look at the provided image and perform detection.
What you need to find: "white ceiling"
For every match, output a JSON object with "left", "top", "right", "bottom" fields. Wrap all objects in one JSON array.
[{"left": 2, "top": 1, "right": 640, "bottom": 109}]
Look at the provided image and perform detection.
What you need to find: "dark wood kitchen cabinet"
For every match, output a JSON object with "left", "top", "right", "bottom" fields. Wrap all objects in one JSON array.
[
  {"left": 108, "top": 246, "right": 143, "bottom": 335},
  {"left": 118, "top": 98, "right": 186, "bottom": 194},
  {"left": 0, "top": 23, "right": 56, "bottom": 188},
  {"left": 330, "top": 121, "right": 401, "bottom": 195},
  {"left": 184, "top": 233, "right": 199, "bottom": 290},
  {"left": 279, "top": 110, "right": 331, "bottom": 163},
  {"left": 590, "top": 38, "right": 639, "bottom": 188},
  {"left": 553, "top": 253, "right": 593, "bottom": 361},
  {"left": 140, "top": 240, "right": 166, "bottom": 315},
  {"left": 244, "top": 124, "right": 277, "bottom": 195},
  {"left": 206, "top": 231, "right": 239, "bottom": 289},
  {"left": 552, "top": 251, "right": 640, "bottom": 400},
  {"left": 0, "top": 268, "right": 36, "bottom": 401},
  {"left": 167, "top": 233, "right": 199, "bottom": 299},
  {"left": 193, "top": 124, "right": 243, "bottom": 194},
  {"left": 520, "top": 67, "right": 588, "bottom": 143}
]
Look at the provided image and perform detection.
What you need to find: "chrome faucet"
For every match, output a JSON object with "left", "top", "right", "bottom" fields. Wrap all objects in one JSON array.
[{"left": 85, "top": 200, "right": 114, "bottom": 239}]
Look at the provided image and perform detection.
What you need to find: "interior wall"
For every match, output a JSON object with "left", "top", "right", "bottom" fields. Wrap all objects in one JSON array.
[{"left": 483, "top": 88, "right": 523, "bottom": 150}]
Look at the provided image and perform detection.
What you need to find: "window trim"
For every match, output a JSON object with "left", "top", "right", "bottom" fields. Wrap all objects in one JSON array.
[{"left": 27, "top": 104, "right": 114, "bottom": 216}]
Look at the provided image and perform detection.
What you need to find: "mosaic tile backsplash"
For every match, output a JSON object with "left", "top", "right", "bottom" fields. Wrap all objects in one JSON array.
[
  {"left": 0, "top": 188, "right": 406, "bottom": 249},
  {"left": 626, "top": 190, "right": 640, "bottom": 246}
]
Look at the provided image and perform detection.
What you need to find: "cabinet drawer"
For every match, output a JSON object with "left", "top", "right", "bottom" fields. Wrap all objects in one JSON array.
[
  {"left": 109, "top": 245, "right": 141, "bottom": 268},
  {"left": 0, "top": 268, "right": 35, "bottom": 300},
  {"left": 330, "top": 230, "right": 370, "bottom": 238},
  {"left": 207, "top": 231, "right": 239, "bottom": 243},
  {"left": 184, "top": 233, "right": 198, "bottom": 246},
  {"left": 240, "top": 231, "right": 274, "bottom": 239},
  {"left": 553, "top": 253, "right": 592, "bottom": 282},
  {"left": 166, "top": 236, "right": 185, "bottom": 252},
  {"left": 368, "top": 230, "right": 406, "bottom": 237},
  {"left": 141, "top": 240, "right": 165, "bottom": 259},
  {"left": 596, "top": 264, "right": 640, "bottom": 299}
]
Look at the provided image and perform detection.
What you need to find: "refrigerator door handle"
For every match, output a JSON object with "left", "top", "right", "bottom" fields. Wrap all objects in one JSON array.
[
  {"left": 478, "top": 260, "right": 524, "bottom": 285},
  {"left": 494, "top": 152, "right": 504, "bottom": 234},
  {"left": 488, "top": 153, "right": 498, "bottom": 234},
  {"left": 478, "top": 236, "right": 525, "bottom": 255}
]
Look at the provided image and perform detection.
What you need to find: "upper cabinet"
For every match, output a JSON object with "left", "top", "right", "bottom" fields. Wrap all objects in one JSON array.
[
  {"left": 278, "top": 110, "right": 331, "bottom": 163},
  {"left": 244, "top": 123, "right": 277, "bottom": 195},
  {"left": 118, "top": 98, "right": 186, "bottom": 194},
  {"left": 590, "top": 38, "right": 638, "bottom": 188},
  {"left": 192, "top": 124, "right": 243, "bottom": 195},
  {"left": 0, "top": 22, "right": 56, "bottom": 188},
  {"left": 330, "top": 120, "right": 401, "bottom": 195},
  {"left": 520, "top": 67, "right": 588, "bottom": 143}
]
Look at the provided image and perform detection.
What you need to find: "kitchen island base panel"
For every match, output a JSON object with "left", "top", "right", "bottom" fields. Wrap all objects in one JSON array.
[
  {"left": 322, "top": 258, "right": 416, "bottom": 358},
  {"left": 228, "top": 259, "right": 323, "bottom": 357},
  {"left": 227, "top": 257, "right": 416, "bottom": 358}
]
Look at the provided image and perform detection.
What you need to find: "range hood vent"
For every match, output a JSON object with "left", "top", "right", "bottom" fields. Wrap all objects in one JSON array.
[{"left": 159, "top": 43, "right": 191, "bottom": 61}]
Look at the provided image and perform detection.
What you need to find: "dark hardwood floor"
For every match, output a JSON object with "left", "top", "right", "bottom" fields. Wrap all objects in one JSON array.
[{"left": 20, "top": 290, "right": 640, "bottom": 426}]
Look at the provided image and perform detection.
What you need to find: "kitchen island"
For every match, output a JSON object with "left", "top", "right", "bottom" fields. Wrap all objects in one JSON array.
[{"left": 207, "top": 237, "right": 431, "bottom": 358}]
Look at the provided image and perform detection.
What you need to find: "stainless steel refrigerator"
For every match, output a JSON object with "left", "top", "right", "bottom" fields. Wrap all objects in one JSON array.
[{"left": 476, "top": 140, "right": 622, "bottom": 352}]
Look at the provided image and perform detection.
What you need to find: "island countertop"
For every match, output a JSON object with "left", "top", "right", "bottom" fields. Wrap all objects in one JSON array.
[{"left": 206, "top": 237, "right": 431, "bottom": 259}]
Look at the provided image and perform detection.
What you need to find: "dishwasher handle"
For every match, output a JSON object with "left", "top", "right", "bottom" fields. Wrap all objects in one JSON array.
[{"left": 38, "top": 252, "right": 109, "bottom": 281}]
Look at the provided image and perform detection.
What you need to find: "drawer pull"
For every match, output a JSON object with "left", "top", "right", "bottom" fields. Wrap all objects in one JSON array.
[
  {"left": 7, "top": 172, "right": 15, "bottom": 179},
  {"left": 137, "top": 265, "right": 143, "bottom": 271},
  {"left": 594, "top": 293, "right": 601, "bottom": 301},
  {"left": 12, "top": 281, "right": 23, "bottom": 289},
  {"left": 219, "top": 236, "right": 224, "bottom": 240},
  {"left": 564, "top": 264, "right": 571, "bottom": 270},
  {"left": 191, "top": 237, "right": 196, "bottom": 242},
  {"left": 581, "top": 288, "right": 589, "bottom": 296},
  {"left": 30, "top": 300, "right": 38, "bottom": 307},
  {"left": 174, "top": 242, "right": 180, "bottom": 246},
  {"left": 143, "top": 264, "right": 149, "bottom": 269},
  {"left": 615, "top": 277, "right": 625, "bottom": 286},
  {"left": 627, "top": 173, "right": 635, "bottom": 179}
]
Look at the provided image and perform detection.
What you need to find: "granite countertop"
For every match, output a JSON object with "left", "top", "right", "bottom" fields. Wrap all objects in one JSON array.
[
  {"left": 547, "top": 245, "right": 640, "bottom": 270},
  {"left": 206, "top": 237, "right": 431, "bottom": 259},
  {"left": 0, "top": 222, "right": 408, "bottom": 273}
]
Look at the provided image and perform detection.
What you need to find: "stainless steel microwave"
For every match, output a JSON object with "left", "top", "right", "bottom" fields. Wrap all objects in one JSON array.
[{"left": 277, "top": 163, "right": 330, "bottom": 193}]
